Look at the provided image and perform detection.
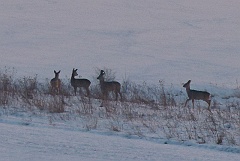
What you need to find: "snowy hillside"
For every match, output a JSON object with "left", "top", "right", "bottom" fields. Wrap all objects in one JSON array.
[
  {"left": 0, "top": 0, "right": 240, "bottom": 160},
  {"left": 1, "top": 0, "right": 240, "bottom": 87},
  {"left": 0, "top": 115, "right": 240, "bottom": 161}
]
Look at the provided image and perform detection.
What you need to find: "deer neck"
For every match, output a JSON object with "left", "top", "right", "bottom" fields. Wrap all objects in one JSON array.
[
  {"left": 99, "top": 77, "right": 105, "bottom": 85},
  {"left": 185, "top": 86, "right": 191, "bottom": 95},
  {"left": 71, "top": 73, "right": 75, "bottom": 82}
]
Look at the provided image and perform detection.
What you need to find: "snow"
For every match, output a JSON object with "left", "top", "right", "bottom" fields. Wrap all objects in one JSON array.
[
  {"left": 1, "top": 0, "right": 240, "bottom": 87},
  {"left": 0, "top": 116, "right": 239, "bottom": 161},
  {"left": 0, "top": 0, "right": 240, "bottom": 160}
]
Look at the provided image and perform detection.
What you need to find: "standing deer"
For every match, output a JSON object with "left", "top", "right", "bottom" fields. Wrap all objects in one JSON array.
[
  {"left": 183, "top": 80, "right": 211, "bottom": 109},
  {"left": 71, "top": 68, "right": 91, "bottom": 97},
  {"left": 50, "top": 70, "right": 61, "bottom": 94},
  {"left": 97, "top": 70, "right": 122, "bottom": 106}
]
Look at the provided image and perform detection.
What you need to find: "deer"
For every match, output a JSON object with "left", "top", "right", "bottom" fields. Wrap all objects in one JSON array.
[
  {"left": 183, "top": 80, "right": 211, "bottom": 110},
  {"left": 97, "top": 70, "right": 122, "bottom": 106},
  {"left": 71, "top": 68, "right": 91, "bottom": 97},
  {"left": 50, "top": 70, "right": 61, "bottom": 94}
]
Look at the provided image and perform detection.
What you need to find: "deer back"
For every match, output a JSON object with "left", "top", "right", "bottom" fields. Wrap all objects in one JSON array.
[
  {"left": 101, "top": 81, "right": 121, "bottom": 93},
  {"left": 188, "top": 89, "right": 210, "bottom": 100},
  {"left": 71, "top": 78, "right": 91, "bottom": 88}
]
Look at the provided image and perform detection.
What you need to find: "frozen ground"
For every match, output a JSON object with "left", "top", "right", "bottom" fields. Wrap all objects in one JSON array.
[
  {"left": 0, "top": 0, "right": 240, "bottom": 160},
  {"left": 0, "top": 115, "right": 239, "bottom": 161}
]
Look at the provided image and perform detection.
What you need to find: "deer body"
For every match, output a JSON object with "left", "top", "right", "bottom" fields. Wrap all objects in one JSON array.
[
  {"left": 71, "top": 68, "right": 91, "bottom": 96},
  {"left": 50, "top": 70, "right": 61, "bottom": 94},
  {"left": 97, "top": 70, "right": 122, "bottom": 103},
  {"left": 183, "top": 80, "right": 211, "bottom": 109}
]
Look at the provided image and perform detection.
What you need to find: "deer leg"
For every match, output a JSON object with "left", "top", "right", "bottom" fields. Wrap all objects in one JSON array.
[
  {"left": 100, "top": 93, "right": 104, "bottom": 107},
  {"left": 53, "top": 87, "right": 57, "bottom": 95},
  {"left": 184, "top": 99, "right": 191, "bottom": 107},
  {"left": 100, "top": 101, "right": 103, "bottom": 107},
  {"left": 192, "top": 99, "right": 194, "bottom": 108},
  {"left": 100, "top": 92, "right": 107, "bottom": 107},
  {"left": 86, "top": 87, "right": 90, "bottom": 102},
  {"left": 74, "top": 87, "right": 77, "bottom": 96},
  {"left": 86, "top": 87, "right": 90, "bottom": 97},
  {"left": 115, "top": 91, "right": 118, "bottom": 101},
  {"left": 119, "top": 92, "right": 122, "bottom": 101},
  {"left": 79, "top": 88, "right": 83, "bottom": 96},
  {"left": 206, "top": 100, "right": 211, "bottom": 110}
]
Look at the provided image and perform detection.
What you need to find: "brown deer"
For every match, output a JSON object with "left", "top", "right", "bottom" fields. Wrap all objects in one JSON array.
[
  {"left": 71, "top": 68, "right": 91, "bottom": 97},
  {"left": 97, "top": 70, "right": 122, "bottom": 106},
  {"left": 183, "top": 80, "right": 211, "bottom": 109},
  {"left": 50, "top": 70, "right": 61, "bottom": 94}
]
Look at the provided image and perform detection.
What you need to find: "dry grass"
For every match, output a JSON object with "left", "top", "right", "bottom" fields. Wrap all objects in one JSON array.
[{"left": 0, "top": 67, "right": 239, "bottom": 146}]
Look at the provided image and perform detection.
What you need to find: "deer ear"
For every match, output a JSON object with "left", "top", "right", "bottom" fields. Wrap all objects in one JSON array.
[{"left": 54, "top": 70, "right": 56, "bottom": 73}]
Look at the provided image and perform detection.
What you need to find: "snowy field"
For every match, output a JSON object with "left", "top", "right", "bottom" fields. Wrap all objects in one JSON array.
[
  {"left": 0, "top": 116, "right": 240, "bottom": 161},
  {"left": 0, "top": 0, "right": 240, "bottom": 160},
  {"left": 1, "top": 0, "right": 240, "bottom": 87}
]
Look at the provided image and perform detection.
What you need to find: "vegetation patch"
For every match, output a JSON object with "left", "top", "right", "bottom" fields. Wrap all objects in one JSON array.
[{"left": 0, "top": 67, "right": 239, "bottom": 146}]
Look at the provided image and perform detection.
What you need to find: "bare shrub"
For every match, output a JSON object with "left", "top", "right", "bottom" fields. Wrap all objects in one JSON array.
[
  {"left": 18, "top": 76, "right": 38, "bottom": 100},
  {"left": 122, "top": 81, "right": 155, "bottom": 105},
  {"left": 57, "top": 79, "right": 72, "bottom": 97},
  {"left": 76, "top": 95, "right": 93, "bottom": 115},
  {"left": 46, "top": 95, "right": 65, "bottom": 113},
  {"left": 159, "top": 105, "right": 240, "bottom": 145},
  {"left": 108, "top": 117, "right": 123, "bottom": 132},
  {"left": 0, "top": 67, "right": 17, "bottom": 106},
  {"left": 82, "top": 115, "right": 98, "bottom": 131},
  {"left": 0, "top": 67, "right": 239, "bottom": 146}
]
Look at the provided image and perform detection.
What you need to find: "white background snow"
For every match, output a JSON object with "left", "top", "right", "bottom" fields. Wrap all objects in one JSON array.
[
  {"left": 0, "top": 117, "right": 239, "bottom": 161},
  {"left": 0, "top": 0, "right": 240, "bottom": 160}
]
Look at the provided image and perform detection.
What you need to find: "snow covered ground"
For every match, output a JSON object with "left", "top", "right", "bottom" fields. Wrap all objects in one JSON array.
[
  {"left": 0, "top": 0, "right": 240, "bottom": 160},
  {"left": 0, "top": 114, "right": 239, "bottom": 161},
  {"left": 1, "top": 0, "right": 240, "bottom": 87}
]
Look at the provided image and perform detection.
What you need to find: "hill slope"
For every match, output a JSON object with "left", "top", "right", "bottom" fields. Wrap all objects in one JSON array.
[{"left": 0, "top": 0, "right": 239, "bottom": 87}]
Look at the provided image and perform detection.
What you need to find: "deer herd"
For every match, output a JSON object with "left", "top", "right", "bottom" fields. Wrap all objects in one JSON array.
[{"left": 50, "top": 68, "right": 211, "bottom": 109}]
